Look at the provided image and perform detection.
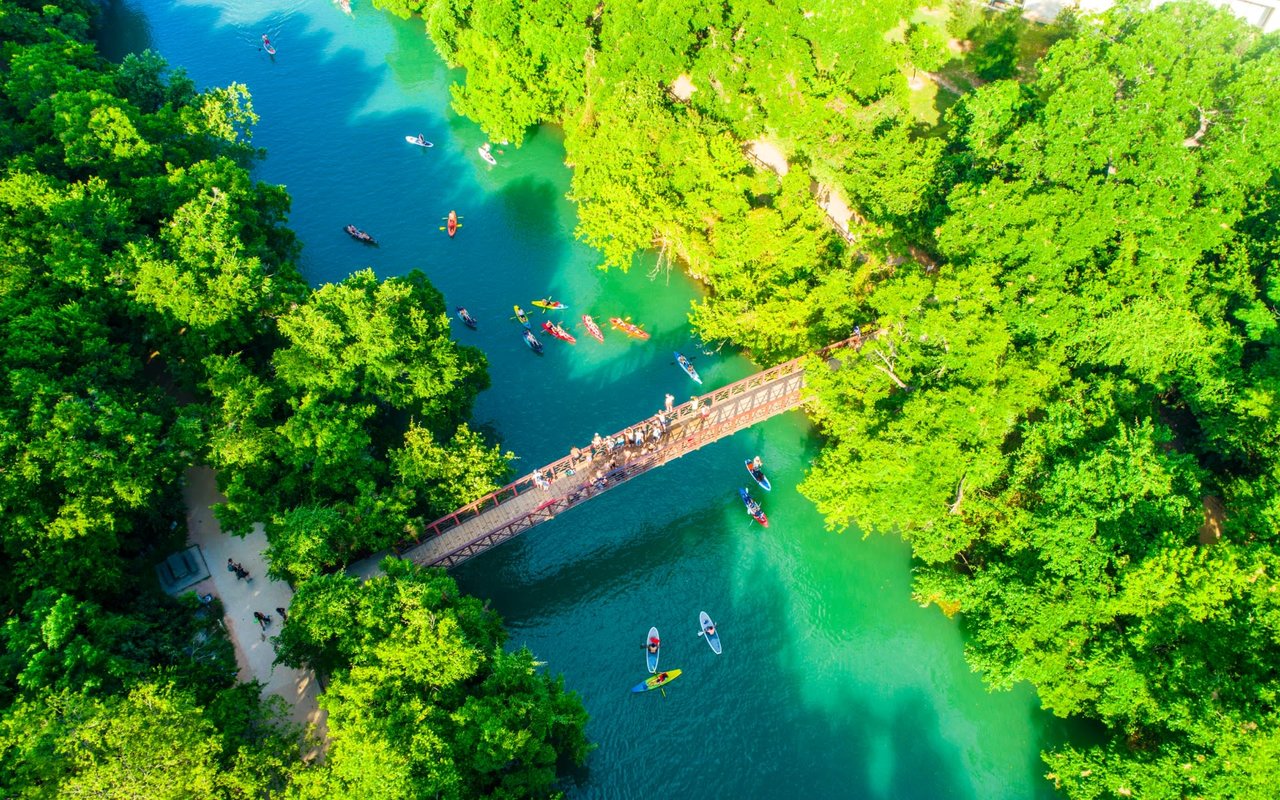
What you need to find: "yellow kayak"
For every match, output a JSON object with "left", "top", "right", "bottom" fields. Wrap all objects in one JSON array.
[{"left": 631, "top": 669, "right": 681, "bottom": 693}]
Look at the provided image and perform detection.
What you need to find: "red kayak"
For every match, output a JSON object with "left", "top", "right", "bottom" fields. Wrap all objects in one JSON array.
[
  {"left": 541, "top": 321, "right": 577, "bottom": 344},
  {"left": 582, "top": 315, "right": 605, "bottom": 343},
  {"left": 609, "top": 317, "right": 650, "bottom": 340},
  {"left": 447, "top": 210, "right": 458, "bottom": 238}
]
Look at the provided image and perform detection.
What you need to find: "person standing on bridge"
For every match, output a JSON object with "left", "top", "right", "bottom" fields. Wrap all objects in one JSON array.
[{"left": 664, "top": 393, "right": 674, "bottom": 412}]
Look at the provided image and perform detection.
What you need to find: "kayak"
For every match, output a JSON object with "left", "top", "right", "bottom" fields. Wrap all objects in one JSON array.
[
  {"left": 675, "top": 352, "right": 702, "bottom": 385},
  {"left": 456, "top": 306, "right": 477, "bottom": 329},
  {"left": 609, "top": 317, "right": 650, "bottom": 340},
  {"left": 335, "top": 0, "right": 352, "bottom": 15},
  {"left": 261, "top": 36, "right": 276, "bottom": 55},
  {"left": 343, "top": 224, "right": 377, "bottom": 245},
  {"left": 522, "top": 330, "right": 543, "bottom": 354},
  {"left": 541, "top": 321, "right": 576, "bottom": 344},
  {"left": 646, "top": 626, "right": 660, "bottom": 673},
  {"left": 631, "top": 669, "right": 682, "bottom": 693},
  {"left": 582, "top": 315, "right": 604, "bottom": 344},
  {"left": 513, "top": 305, "right": 531, "bottom": 330},
  {"left": 447, "top": 210, "right": 459, "bottom": 238},
  {"left": 405, "top": 135, "right": 433, "bottom": 148},
  {"left": 700, "top": 611, "right": 722, "bottom": 655},
  {"left": 745, "top": 459, "right": 771, "bottom": 491},
  {"left": 478, "top": 144, "right": 497, "bottom": 165},
  {"left": 739, "top": 487, "right": 768, "bottom": 527},
  {"left": 532, "top": 298, "right": 567, "bottom": 311}
]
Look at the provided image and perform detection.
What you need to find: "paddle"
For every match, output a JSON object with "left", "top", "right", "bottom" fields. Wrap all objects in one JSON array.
[{"left": 437, "top": 224, "right": 462, "bottom": 231}]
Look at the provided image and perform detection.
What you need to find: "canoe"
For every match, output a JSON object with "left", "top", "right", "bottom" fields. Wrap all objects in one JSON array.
[
  {"left": 261, "top": 36, "right": 276, "bottom": 55},
  {"left": 447, "top": 210, "right": 458, "bottom": 238},
  {"left": 478, "top": 145, "right": 497, "bottom": 165},
  {"left": 531, "top": 298, "right": 566, "bottom": 311},
  {"left": 631, "top": 669, "right": 681, "bottom": 693},
  {"left": 456, "top": 306, "right": 477, "bottom": 329},
  {"left": 513, "top": 305, "right": 531, "bottom": 330},
  {"left": 522, "top": 330, "right": 543, "bottom": 354},
  {"left": 343, "top": 225, "right": 377, "bottom": 245},
  {"left": 541, "top": 321, "right": 577, "bottom": 344},
  {"left": 675, "top": 352, "right": 702, "bottom": 385},
  {"left": 582, "top": 315, "right": 604, "bottom": 343},
  {"left": 745, "top": 460, "right": 771, "bottom": 492},
  {"left": 646, "top": 626, "right": 660, "bottom": 673},
  {"left": 739, "top": 487, "right": 768, "bottom": 527},
  {"left": 609, "top": 317, "right": 650, "bottom": 340},
  {"left": 405, "top": 135, "right": 433, "bottom": 147},
  {"left": 700, "top": 611, "right": 722, "bottom": 655}
]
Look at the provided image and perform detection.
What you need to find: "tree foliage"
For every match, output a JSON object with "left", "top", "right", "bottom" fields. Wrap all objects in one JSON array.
[
  {"left": 416, "top": 0, "right": 1280, "bottom": 795},
  {"left": 0, "top": 2, "right": 570, "bottom": 797},
  {"left": 278, "top": 560, "right": 590, "bottom": 800}
]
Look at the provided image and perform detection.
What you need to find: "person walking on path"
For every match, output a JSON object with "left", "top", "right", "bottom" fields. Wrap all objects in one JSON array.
[
  {"left": 227, "top": 558, "right": 249, "bottom": 580},
  {"left": 275, "top": 607, "right": 288, "bottom": 622},
  {"left": 253, "top": 611, "right": 271, "bottom": 629}
]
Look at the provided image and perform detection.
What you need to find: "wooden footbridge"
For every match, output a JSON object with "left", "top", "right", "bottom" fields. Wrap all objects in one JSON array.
[{"left": 350, "top": 335, "right": 863, "bottom": 576}]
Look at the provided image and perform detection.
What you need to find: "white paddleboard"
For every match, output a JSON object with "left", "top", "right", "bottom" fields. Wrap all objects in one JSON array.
[
  {"left": 405, "top": 136, "right": 433, "bottom": 147},
  {"left": 700, "top": 612, "right": 722, "bottom": 655}
]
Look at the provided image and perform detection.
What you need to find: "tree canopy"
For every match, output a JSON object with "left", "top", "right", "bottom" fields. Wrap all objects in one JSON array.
[
  {"left": 414, "top": 0, "right": 1280, "bottom": 796},
  {"left": 0, "top": 1, "right": 585, "bottom": 796}
]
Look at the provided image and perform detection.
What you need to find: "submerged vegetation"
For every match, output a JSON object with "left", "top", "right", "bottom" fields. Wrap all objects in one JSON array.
[
  {"left": 0, "top": 0, "right": 585, "bottom": 795},
  {"left": 396, "top": 0, "right": 1280, "bottom": 796}
]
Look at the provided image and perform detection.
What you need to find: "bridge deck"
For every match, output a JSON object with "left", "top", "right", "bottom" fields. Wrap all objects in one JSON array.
[{"left": 349, "top": 335, "right": 862, "bottom": 576}]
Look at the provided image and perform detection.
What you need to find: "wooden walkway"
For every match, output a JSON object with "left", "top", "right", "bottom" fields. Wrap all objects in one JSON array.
[{"left": 348, "top": 335, "right": 862, "bottom": 576}]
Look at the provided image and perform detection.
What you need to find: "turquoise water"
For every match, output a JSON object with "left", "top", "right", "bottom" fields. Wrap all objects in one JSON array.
[{"left": 100, "top": 2, "right": 1071, "bottom": 796}]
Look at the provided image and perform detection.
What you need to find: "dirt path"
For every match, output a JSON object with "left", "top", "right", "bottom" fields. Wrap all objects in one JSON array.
[{"left": 182, "top": 467, "right": 327, "bottom": 746}]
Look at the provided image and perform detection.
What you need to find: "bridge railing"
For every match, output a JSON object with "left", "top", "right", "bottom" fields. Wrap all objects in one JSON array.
[{"left": 391, "top": 333, "right": 863, "bottom": 555}]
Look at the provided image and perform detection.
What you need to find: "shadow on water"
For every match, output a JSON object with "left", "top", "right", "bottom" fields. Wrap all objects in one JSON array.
[{"left": 95, "top": 0, "right": 153, "bottom": 61}]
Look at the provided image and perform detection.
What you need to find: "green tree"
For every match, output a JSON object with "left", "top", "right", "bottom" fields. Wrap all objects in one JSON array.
[{"left": 277, "top": 560, "right": 589, "bottom": 799}]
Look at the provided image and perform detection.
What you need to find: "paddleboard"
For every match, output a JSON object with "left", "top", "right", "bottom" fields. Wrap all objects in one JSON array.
[
  {"left": 646, "top": 626, "right": 660, "bottom": 673},
  {"left": 478, "top": 145, "right": 497, "bottom": 165},
  {"left": 261, "top": 36, "right": 276, "bottom": 55},
  {"left": 700, "top": 611, "right": 722, "bottom": 655},
  {"left": 746, "top": 459, "right": 772, "bottom": 491},
  {"left": 405, "top": 135, "right": 433, "bottom": 147},
  {"left": 631, "top": 669, "right": 682, "bottom": 693}
]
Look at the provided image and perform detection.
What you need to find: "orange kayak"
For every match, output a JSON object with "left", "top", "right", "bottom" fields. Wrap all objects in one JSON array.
[{"left": 609, "top": 317, "right": 650, "bottom": 340}]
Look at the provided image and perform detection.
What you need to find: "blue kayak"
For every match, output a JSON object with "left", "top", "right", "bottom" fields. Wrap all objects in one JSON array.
[
  {"left": 675, "top": 352, "right": 702, "bottom": 384},
  {"left": 523, "top": 329, "right": 543, "bottom": 354}
]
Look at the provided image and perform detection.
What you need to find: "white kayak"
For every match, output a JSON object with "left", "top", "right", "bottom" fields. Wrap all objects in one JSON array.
[
  {"left": 478, "top": 145, "right": 497, "bottom": 165},
  {"left": 700, "top": 612, "right": 722, "bottom": 655},
  {"left": 405, "top": 135, "right": 433, "bottom": 148}
]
